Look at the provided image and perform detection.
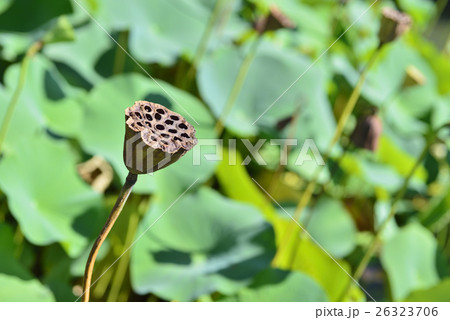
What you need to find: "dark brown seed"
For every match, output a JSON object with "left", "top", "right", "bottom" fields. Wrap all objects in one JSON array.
[{"left": 350, "top": 113, "right": 382, "bottom": 151}]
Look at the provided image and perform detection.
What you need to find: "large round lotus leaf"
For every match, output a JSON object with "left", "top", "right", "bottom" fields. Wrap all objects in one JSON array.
[
  {"left": 303, "top": 197, "right": 357, "bottom": 258},
  {"left": 0, "top": 0, "right": 72, "bottom": 32},
  {"left": 234, "top": 269, "right": 328, "bottom": 302},
  {"left": 75, "top": 73, "right": 216, "bottom": 194},
  {"left": 130, "top": 187, "right": 275, "bottom": 301},
  {"left": 0, "top": 54, "right": 84, "bottom": 148},
  {"left": 0, "top": 274, "right": 54, "bottom": 302},
  {"left": 197, "top": 39, "right": 335, "bottom": 141},
  {"left": 93, "top": 0, "right": 247, "bottom": 66},
  {"left": 0, "top": 133, "right": 101, "bottom": 257},
  {"left": 44, "top": 22, "right": 112, "bottom": 84},
  {"left": 381, "top": 223, "right": 439, "bottom": 301},
  {"left": 0, "top": 56, "right": 101, "bottom": 257}
]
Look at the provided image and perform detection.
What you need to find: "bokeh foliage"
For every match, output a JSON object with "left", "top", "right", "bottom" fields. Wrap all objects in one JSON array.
[{"left": 0, "top": 0, "right": 449, "bottom": 302}]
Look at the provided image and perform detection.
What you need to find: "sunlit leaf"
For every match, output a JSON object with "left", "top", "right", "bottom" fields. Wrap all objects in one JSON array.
[
  {"left": 0, "top": 274, "right": 54, "bottom": 302},
  {"left": 44, "top": 22, "right": 111, "bottom": 84},
  {"left": 381, "top": 223, "right": 439, "bottom": 301},
  {"left": 405, "top": 278, "right": 450, "bottom": 302},
  {"left": 233, "top": 268, "right": 328, "bottom": 302},
  {"left": 304, "top": 196, "right": 357, "bottom": 258},
  {"left": 292, "top": 236, "right": 364, "bottom": 302}
]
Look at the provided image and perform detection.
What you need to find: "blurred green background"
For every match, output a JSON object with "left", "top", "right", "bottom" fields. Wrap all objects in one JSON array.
[{"left": 0, "top": 0, "right": 449, "bottom": 302}]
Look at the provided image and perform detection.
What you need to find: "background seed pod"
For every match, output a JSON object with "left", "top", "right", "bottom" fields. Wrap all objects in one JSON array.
[
  {"left": 378, "top": 7, "right": 412, "bottom": 45},
  {"left": 123, "top": 101, "right": 198, "bottom": 174},
  {"left": 254, "top": 5, "right": 296, "bottom": 34},
  {"left": 350, "top": 113, "right": 383, "bottom": 152}
]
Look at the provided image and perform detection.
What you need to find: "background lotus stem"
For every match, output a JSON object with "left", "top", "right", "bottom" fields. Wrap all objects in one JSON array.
[
  {"left": 81, "top": 172, "right": 138, "bottom": 302},
  {"left": 272, "top": 48, "right": 380, "bottom": 268},
  {"left": 182, "top": 0, "right": 231, "bottom": 89},
  {"left": 0, "top": 41, "right": 42, "bottom": 153},
  {"left": 113, "top": 31, "right": 128, "bottom": 75},
  {"left": 339, "top": 137, "right": 432, "bottom": 300},
  {"left": 214, "top": 37, "right": 261, "bottom": 136}
]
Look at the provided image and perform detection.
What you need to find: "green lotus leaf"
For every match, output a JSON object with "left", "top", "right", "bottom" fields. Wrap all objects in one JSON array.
[
  {"left": 130, "top": 187, "right": 275, "bottom": 301},
  {"left": 303, "top": 196, "right": 357, "bottom": 258},
  {"left": 44, "top": 22, "right": 112, "bottom": 85},
  {"left": 198, "top": 39, "right": 335, "bottom": 143},
  {"left": 0, "top": 54, "right": 85, "bottom": 146},
  {"left": 0, "top": 0, "right": 72, "bottom": 32},
  {"left": 232, "top": 268, "right": 328, "bottom": 302},
  {"left": 0, "top": 55, "right": 101, "bottom": 257},
  {"left": 0, "top": 274, "right": 54, "bottom": 302},
  {"left": 0, "top": 132, "right": 101, "bottom": 257},
  {"left": 94, "top": 0, "right": 247, "bottom": 66},
  {"left": 381, "top": 223, "right": 439, "bottom": 301},
  {"left": 405, "top": 278, "right": 450, "bottom": 302}
]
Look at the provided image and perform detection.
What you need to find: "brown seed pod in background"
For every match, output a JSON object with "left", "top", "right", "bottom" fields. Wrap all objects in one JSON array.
[
  {"left": 254, "top": 5, "right": 296, "bottom": 34},
  {"left": 402, "top": 65, "right": 426, "bottom": 88},
  {"left": 350, "top": 111, "right": 383, "bottom": 152},
  {"left": 77, "top": 156, "right": 113, "bottom": 193},
  {"left": 123, "top": 101, "right": 198, "bottom": 174},
  {"left": 378, "top": 7, "right": 412, "bottom": 46}
]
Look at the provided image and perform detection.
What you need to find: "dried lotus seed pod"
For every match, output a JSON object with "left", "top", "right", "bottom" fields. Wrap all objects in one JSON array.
[
  {"left": 350, "top": 112, "right": 382, "bottom": 152},
  {"left": 378, "top": 7, "right": 411, "bottom": 46},
  {"left": 402, "top": 65, "right": 426, "bottom": 88},
  {"left": 123, "top": 101, "right": 198, "bottom": 174}
]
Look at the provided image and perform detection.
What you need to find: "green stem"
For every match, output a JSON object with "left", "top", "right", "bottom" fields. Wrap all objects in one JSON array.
[
  {"left": 13, "top": 226, "right": 24, "bottom": 259},
  {"left": 214, "top": 37, "right": 261, "bottom": 136},
  {"left": 113, "top": 31, "right": 127, "bottom": 75},
  {"left": 92, "top": 264, "right": 114, "bottom": 298},
  {"left": 268, "top": 104, "right": 302, "bottom": 195},
  {"left": 342, "top": 139, "right": 432, "bottom": 299},
  {"left": 272, "top": 49, "right": 380, "bottom": 268},
  {"left": 106, "top": 201, "right": 143, "bottom": 302},
  {"left": 182, "top": 0, "right": 230, "bottom": 89},
  {"left": 0, "top": 41, "right": 42, "bottom": 153},
  {"left": 329, "top": 50, "right": 380, "bottom": 147},
  {"left": 81, "top": 172, "right": 138, "bottom": 302}
]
